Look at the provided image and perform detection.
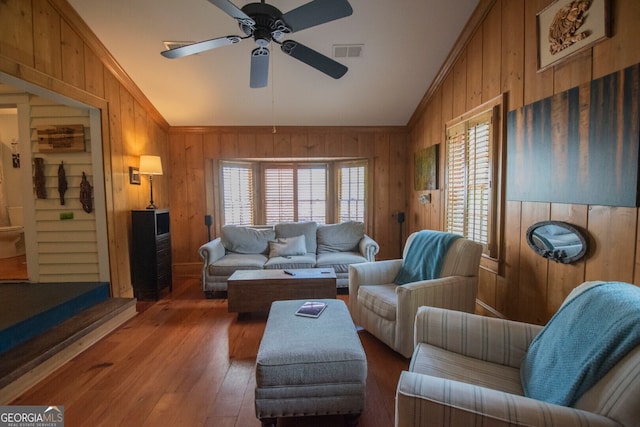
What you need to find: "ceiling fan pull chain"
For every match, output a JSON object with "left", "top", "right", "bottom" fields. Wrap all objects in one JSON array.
[{"left": 272, "top": 46, "right": 277, "bottom": 134}]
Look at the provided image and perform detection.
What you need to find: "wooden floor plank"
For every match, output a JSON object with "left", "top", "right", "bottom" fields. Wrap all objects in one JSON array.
[{"left": 11, "top": 277, "right": 409, "bottom": 426}]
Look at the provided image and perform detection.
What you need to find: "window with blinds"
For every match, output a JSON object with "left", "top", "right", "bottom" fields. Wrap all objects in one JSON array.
[
  {"left": 221, "top": 162, "right": 254, "bottom": 225},
  {"left": 262, "top": 164, "right": 327, "bottom": 225},
  {"left": 338, "top": 162, "right": 366, "bottom": 222},
  {"left": 263, "top": 166, "right": 295, "bottom": 224},
  {"left": 445, "top": 107, "right": 497, "bottom": 256},
  {"left": 220, "top": 159, "right": 367, "bottom": 227},
  {"left": 297, "top": 166, "right": 327, "bottom": 223}
]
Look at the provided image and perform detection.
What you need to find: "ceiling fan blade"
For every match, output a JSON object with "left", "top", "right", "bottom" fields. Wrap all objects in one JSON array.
[
  {"left": 161, "top": 36, "right": 243, "bottom": 59},
  {"left": 206, "top": 0, "right": 255, "bottom": 26},
  {"left": 282, "top": 0, "right": 353, "bottom": 33},
  {"left": 250, "top": 47, "right": 270, "bottom": 88},
  {"left": 281, "top": 40, "right": 347, "bottom": 79}
]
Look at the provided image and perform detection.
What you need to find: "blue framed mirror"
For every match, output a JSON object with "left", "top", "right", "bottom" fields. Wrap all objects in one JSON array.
[{"left": 525, "top": 221, "right": 588, "bottom": 264}]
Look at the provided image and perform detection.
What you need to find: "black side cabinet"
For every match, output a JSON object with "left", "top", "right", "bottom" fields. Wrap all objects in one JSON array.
[{"left": 131, "top": 209, "right": 172, "bottom": 300}]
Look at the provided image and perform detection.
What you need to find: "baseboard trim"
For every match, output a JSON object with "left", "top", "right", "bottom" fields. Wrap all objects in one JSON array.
[
  {"left": 475, "top": 299, "right": 507, "bottom": 319},
  {"left": 173, "top": 262, "right": 200, "bottom": 278}
]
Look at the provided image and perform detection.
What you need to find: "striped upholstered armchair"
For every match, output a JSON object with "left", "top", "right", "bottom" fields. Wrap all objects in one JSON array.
[
  {"left": 348, "top": 230, "right": 482, "bottom": 358},
  {"left": 396, "top": 281, "right": 640, "bottom": 427}
]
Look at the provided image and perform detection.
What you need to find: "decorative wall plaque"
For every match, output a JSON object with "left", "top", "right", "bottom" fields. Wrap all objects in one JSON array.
[
  {"left": 80, "top": 172, "right": 93, "bottom": 213},
  {"left": 34, "top": 157, "right": 47, "bottom": 199},
  {"left": 537, "top": 0, "right": 610, "bottom": 71},
  {"left": 58, "top": 161, "right": 68, "bottom": 205},
  {"left": 37, "top": 124, "right": 85, "bottom": 152}
]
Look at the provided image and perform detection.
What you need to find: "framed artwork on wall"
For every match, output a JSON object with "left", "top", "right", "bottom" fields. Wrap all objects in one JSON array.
[
  {"left": 414, "top": 145, "right": 438, "bottom": 191},
  {"left": 129, "top": 166, "right": 141, "bottom": 185},
  {"left": 506, "top": 63, "right": 640, "bottom": 207},
  {"left": 537, "top": 0, "right": 610, "bottom": 72}
]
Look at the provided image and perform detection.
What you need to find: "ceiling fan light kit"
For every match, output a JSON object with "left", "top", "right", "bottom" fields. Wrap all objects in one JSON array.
[{"left": 161, "top": 0, "right": 353, "bottom": 88}]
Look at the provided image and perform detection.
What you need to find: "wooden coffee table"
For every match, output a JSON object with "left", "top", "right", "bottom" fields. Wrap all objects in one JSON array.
[{"left": 227, "top": 268, "right": 336, "bottom": 314}]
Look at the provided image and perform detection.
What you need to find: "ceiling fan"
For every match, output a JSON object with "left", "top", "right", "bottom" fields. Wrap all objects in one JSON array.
[{"left": 161, "top": 0, "right": 353, "bottom": 88}]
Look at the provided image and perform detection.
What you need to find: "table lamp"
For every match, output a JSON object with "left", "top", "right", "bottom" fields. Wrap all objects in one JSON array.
[{"left": 139, "top": 155, "right": 163, "bottom": 209}]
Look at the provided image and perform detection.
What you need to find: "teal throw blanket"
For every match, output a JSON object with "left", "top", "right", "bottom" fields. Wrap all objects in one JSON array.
[
  {"left": 521, "top": 281, "right": 640, "bottom": 406},
  {"left": 394, "top": 231, "right": 461, "bottom": 285}
]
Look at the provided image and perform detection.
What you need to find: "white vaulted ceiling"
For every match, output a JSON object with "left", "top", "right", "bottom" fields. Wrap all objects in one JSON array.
[{"left": 67, "top": 0, "right": 479, "bottom": 126}]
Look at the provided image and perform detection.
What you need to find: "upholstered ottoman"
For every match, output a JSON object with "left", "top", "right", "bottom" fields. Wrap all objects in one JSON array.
[{"left": 255, "top": 299, "right": 367, "bottom": 427}]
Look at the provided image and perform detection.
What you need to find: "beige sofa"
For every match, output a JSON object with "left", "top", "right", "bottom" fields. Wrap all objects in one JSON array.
[
  {"left": 198, "top": 221, "right": 379, "bottom": 298},
  {"left": 396, "top": 281, "right": 640, "bottom": 427}
]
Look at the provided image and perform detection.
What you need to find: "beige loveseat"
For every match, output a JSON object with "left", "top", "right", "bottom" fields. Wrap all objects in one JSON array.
[{"left": 198, "top": 221, "right": 379, "bottom": 298}]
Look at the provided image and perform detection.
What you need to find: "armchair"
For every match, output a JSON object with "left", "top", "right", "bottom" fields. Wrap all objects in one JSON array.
[
  {"left": 396, "top": 281, "right": 640, "bottom": 427},
  {"left": 348, "top": 231, "right": 482, "bottom": 358}
]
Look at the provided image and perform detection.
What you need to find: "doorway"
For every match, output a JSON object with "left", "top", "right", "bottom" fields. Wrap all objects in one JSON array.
[
  {"left": 0, "top": 105, "right": 26, "bottom": 281},
  {"left": 0, "top": 74, "right": 110, "bottom": 285}
]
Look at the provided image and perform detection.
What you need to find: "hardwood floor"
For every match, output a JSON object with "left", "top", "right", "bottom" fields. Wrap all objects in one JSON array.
[{"left": 11, "top": 277, "right": 409, "bottom": 426}]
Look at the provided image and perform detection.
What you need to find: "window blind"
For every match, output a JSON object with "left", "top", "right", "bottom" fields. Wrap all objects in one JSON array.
[
  {"left": 338, "top": 163, "right": 366, "bottom": 222},
  {"left": 222, "top": 163, "right": 254, "bottom": 225},
  {"left": 446, "top": 110, "right": 492, "bottom": 250},
  {"left": 264, "top": 166, "right": 295, "bottom": 224},
  {"left": 467, "top": 120, "right": 490, "bottom": 244},
  {"left": 297, "top": 166, "right": 327, "bottom": 223}
]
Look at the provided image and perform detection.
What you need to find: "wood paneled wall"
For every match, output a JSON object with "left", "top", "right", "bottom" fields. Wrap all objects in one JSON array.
[
  {"left": 168, "top": 126, "right": 408, "bottom": 276},
  {"left": 408, "top": 0, "right": 640, "bottom": 324},
  {"left": 0, "top": 0, "right": 171, "bottom": 297},
  {"left": 4, "top": 0, "right": 639, "bottom": 323}
]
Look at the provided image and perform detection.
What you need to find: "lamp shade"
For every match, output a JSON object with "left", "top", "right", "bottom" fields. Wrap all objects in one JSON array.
[{"left": 139, "top": 155, "right": 163, "bottom": 175}]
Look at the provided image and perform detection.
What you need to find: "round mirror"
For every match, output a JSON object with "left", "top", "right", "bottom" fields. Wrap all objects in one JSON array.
[{"left": 525, "top": 221, "right": 588, "bottom": 264}]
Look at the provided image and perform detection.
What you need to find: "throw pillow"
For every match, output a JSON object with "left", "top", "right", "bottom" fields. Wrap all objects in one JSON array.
[{"left": 269, "top": 235, "right": 307, "bottom": 258}]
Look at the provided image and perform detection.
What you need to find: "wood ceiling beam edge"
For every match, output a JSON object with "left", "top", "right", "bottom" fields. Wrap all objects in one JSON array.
[
  {"left": 48, "top": 0, "right": 170, "bottom": 131},
  {"left": 407, "top": 0, "right": 497, "bottom": 129}
]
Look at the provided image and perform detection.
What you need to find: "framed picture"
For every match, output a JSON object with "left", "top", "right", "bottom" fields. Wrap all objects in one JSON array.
[
  {"left": 537, "top": 0, "right": 610, "bottom": 72},
  {"left": 129, "top": 166, "right": 141, "bottom": 185},
  {"left": 414, "top": 145, "right": 438, "bottom": 191}
]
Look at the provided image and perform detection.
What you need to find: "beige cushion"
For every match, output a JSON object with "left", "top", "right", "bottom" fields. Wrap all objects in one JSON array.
[
  {"left": 209, "top": 253, "right": 268, "bottom": 276},
  {"left": 263, "top": 253, "right": 316, "bottom": 270},
  {"left": 317, "top": 221, "right": 364, "bottom": 253},
  {"left": 410, "top": 343, "right": 524, "bottom": 395},
  {"left": 275, "top": 222, "right": 318, "bottom": 253},
  {"left": 268, "top": 235, "right": 307, "bottom": 257},
  {"left": 358, "top": 284, "right": 397, "bottom": 321},
  {"left": 222, "top": 225, "right": 275, "bottom": 254},
  {"left": 316, "top": 251, "right": 367, "bottom": 273}
]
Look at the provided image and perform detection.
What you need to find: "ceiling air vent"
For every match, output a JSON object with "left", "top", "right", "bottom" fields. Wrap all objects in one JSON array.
[
  {"left": 332, "top": 44, "right": 363, "bottom": 58},
  {"left": 163, "top": 41, "right": 194, "bottom": 51}
]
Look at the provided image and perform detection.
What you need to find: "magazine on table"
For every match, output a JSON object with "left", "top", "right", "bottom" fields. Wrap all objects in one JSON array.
[{"left": 295, "top": 301, "right": 327, "bottom": 318}]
